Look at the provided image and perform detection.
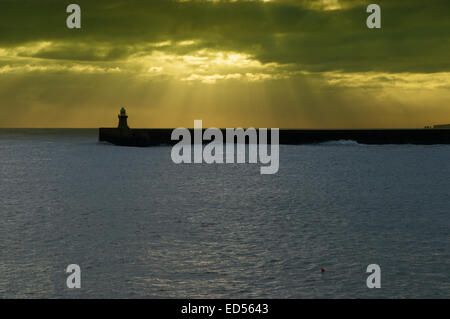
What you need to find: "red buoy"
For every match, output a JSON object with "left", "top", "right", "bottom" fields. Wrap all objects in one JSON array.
[{"left": 321, "top": 267, "right": 326, "bottom": 273}]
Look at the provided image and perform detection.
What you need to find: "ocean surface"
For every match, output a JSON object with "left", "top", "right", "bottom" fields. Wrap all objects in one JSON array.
[{"left": 0, "top": 129, "right": 449, "bottom": 298}]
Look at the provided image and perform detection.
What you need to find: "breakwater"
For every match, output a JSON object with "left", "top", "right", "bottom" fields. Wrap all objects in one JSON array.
[{"left": 99, "top": 128, "right": 450, "bottom": 146}]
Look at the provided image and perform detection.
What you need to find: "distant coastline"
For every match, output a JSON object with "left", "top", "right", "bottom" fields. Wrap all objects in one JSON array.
[{"left": 432, "top": 124, "right": 450, "bottom": 129}]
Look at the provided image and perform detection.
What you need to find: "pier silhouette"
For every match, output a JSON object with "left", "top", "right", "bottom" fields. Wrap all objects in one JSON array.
[{"left": 99, "top": 108, "right": 450, "bottom": 146}]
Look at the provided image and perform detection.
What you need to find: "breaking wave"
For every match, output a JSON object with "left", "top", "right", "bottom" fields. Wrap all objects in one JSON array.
[{"left": 317, "top": 140, "right": 362, "bottom": 146}]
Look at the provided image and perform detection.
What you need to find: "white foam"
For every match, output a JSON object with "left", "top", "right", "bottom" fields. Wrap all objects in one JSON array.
[{"left": 318, "top": 140, "right": 361, "bottom": 146}]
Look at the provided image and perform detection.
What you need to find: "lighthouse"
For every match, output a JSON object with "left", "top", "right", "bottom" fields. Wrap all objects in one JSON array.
[{"left": 118, "top": 107, "right": 129, "bottom": 129}]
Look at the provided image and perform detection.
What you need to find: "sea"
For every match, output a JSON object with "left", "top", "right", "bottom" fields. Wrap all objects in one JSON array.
[{"left": 0, "top": 129, "right": 449, "bottom": 298}]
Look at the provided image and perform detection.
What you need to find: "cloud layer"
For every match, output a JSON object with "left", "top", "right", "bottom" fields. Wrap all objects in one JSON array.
[{"left": 0, "top": 0, "right": 449, "bottom": 128}]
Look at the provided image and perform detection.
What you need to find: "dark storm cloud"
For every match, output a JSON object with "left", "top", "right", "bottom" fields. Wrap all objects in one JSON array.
[{"left": 0, "top": 0, "right": 449, "bottom": 72}]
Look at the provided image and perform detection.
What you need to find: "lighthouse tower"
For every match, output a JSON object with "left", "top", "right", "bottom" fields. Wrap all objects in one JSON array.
[{"left": 118, "top": 107, "right": 129, "bottom": 129}]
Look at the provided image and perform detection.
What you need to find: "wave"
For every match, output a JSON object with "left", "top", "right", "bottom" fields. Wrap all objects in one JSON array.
[{"left": 317, "top": 140, "right": 362, "bottom": 146}]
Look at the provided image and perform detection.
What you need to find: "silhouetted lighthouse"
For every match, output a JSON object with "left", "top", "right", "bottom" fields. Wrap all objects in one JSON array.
[{"left": 118, "top": 107, "right": 129, "bottom": 129}]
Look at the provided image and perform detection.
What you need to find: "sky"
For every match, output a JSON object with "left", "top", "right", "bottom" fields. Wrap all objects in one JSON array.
[{"left": 0, "top": 0, "right": 449, "bottom": 128}]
